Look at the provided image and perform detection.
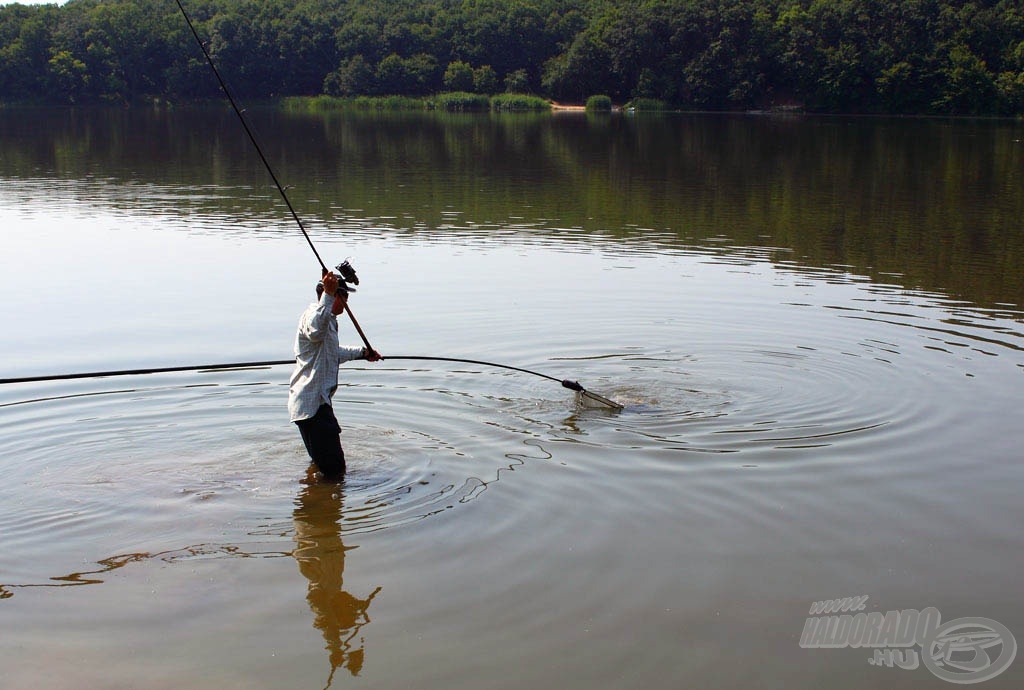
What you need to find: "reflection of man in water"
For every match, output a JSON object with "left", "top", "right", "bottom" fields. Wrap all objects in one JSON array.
[{"left": 292, "top": 478, "right": 381, "bottom": 682}]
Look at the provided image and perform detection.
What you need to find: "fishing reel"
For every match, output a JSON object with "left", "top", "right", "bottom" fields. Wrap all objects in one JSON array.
[
  {"left": 319, "top": 259, "right": 360, "bottom": 295},
  {"left": 336, "top": 259, "right": 359, "bottom": 291},
  {"left": 335, "top": 261, "right": 360, "bottom": 286}
]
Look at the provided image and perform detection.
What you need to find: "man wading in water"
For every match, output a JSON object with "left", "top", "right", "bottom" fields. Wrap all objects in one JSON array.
[{"left": 289, "top": 269, "right": 381, "bottom": 480}]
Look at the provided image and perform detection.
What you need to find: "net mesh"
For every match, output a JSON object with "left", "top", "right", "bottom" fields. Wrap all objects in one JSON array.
[{"left": 579, "top": 389, "right": 624, "bottom": 410}]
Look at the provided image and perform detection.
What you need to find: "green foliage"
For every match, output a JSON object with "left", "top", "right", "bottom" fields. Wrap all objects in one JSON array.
[
  {"left": 504, "top": 68, "right": 530, "bottom": 94},
  {"left": 436, "top": 91, "right": 491, "bottom": 111},
  {"left": 995, "top": 70, "right": 1024, "bottom": 115},
  {"left": 47, "top": 49, "right": 89, "bottom": 102},
  {"left": 585, "top": 94, "right": 612, "bottom": 111},
  {"left": 352, "top": 95, "right": 428, "bottom": 110},
  {"left": 491, "top": 93, "right": 550, "bottom": 111},
  {"left": 933, "top": 44, "right": 998, "bottom": 115},
  {"left": 473, "top": 65, "right": 498, "bottom": 94},
  {"left": 1, "top": 5, "right": 61, "bottom": 100},
  {"left": 284, "top": 93, "right": 552, "bottom": 113},
  {"left": 283, "top": 94, "right": 429, "bottom": 111},
  {"left": 443, "top": 61, "right": 474, "bottom": 92},
  {"left": 0, "top": 0, "right": 1023, "bottom": 115},
  {"left": 281, "top": 95, "right": 349, "bottom": 112},
  {"left": 542, "top": 30, "right": 611, "bottom": 102},
  {"left": 377, "top": 53, "right": 440, "bottom": 96},
  {"left": 324, "top": 55, "right": 375, "bottom": 97}
]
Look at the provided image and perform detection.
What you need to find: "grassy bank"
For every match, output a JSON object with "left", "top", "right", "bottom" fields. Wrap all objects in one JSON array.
[{"left": 282, "top": 93, "right": 552, "bottom": 113}]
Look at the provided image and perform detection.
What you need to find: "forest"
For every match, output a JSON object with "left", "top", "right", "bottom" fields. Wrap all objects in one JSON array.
[{"left": 1, "top": 0, "right": 1022, "bottom": 115}]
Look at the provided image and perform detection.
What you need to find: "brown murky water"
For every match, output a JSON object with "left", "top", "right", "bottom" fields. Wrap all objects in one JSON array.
[{"left": 1, "top": 108, "right": 1022, "bottom": 688}]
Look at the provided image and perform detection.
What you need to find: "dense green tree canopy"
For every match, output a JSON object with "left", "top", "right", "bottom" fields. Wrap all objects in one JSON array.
[{"left": 0, "top": 0, "right": 1021, "bottom": 114}]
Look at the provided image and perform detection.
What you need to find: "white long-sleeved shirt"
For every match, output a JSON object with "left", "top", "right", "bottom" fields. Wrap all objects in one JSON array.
[{"left": 288, "top": 292, "right": 365, "bottom": 422}]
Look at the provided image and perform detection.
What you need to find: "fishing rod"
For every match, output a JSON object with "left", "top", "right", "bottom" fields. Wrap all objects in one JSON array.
[
  {"left": 0, "top": 357, "right": 623, "bottom": 409},
  {"left": 173, "top": 0, "right": 373, "bottom": 352},
  {"left": 173, "top": 0, "right": 324, "bottom": 272},
  {"left": 161, "top": 2, "right": 622, "bottom": 409},
  {"left": 382, "top": 356, "right": 622, "bottom": 408}
]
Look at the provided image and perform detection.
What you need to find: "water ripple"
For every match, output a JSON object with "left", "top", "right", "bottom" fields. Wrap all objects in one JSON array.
[{"left": 2, "top": 253, "right": 1023, "bottom": 606}]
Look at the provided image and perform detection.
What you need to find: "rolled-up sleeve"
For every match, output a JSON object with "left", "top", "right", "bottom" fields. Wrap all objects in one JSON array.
[{"left": 338, "top": 345, "right": 364, "bottom": 363}]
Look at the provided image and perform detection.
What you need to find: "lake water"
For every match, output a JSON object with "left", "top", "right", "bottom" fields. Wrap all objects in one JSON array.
[{"left": 1, "top": 107, "right": 1023, "bottom": 689}]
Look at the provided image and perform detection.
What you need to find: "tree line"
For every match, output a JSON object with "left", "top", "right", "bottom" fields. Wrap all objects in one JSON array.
[{"left": 1, "top": 0, "right": 1022, "bottom": 115}]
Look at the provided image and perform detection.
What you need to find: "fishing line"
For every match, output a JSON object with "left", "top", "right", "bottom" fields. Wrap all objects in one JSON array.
[
  {"left": 174, "top": 0, "right": 375, "bottom": 353},
  {"left": 174, "top": 0, "right": 326, "bottom": 272},
  {"left": 0, "top": 357, "right": 623, "bottom": 409},
  {"left": 0, "top": 360, "right": 295, "bottom": 385},
  {"left": 119, "top": 4, "right": 623, "bottom": 409}
]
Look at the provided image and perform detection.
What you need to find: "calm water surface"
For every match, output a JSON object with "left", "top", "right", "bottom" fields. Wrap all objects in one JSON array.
[{"left": 1, "top": 108, "right": 1023, "bottom": 689}]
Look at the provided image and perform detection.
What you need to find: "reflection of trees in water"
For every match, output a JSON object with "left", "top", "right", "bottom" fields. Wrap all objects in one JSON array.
[
  {"left": 3, "top": 108, "right": 1023, "bottom": 309},
  {"left": 292, "top": 480, "right": 381, "bottom": 684}
]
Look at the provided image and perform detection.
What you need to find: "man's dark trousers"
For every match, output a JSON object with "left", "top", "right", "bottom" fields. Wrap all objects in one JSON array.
[{"left": 295, "top": 403, "right": 346, "bottom": 478}]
